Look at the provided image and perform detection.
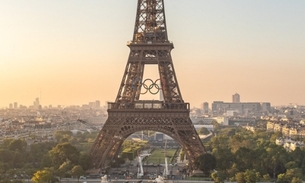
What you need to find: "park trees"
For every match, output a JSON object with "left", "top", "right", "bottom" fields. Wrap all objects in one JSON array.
[
  {"left": 56, "top": 160, "right": 72, "bottom": 180},
  {"left": 48, "top": 142, "right": 80, "bottom": 169},
  {"left": 211, "top": 171, "right": 227, "bottom": 183},
  {"left": 28, "top": 142, "right": 56, "bottom": 168},
  {"left": 277, "top": 168, "right": 303, "bottom": 183},
  {"left": 0, "top": 149, "right": 14, "bottom": 171},
  {"left": 235, "top": 172, "right": 245, "bottom": 183},
  {"left": 207, "top": 125, "right": 302, "bottom": 180},
  {"left": 54, "top": 131, "right": 74, "bottom": 143},
  {"left": 198, "top": 127, "right": 210, "bottom": 135},
  {"left": 70, "top": 165, "right": 85, "bottom": 181},
  {"left": 78, "top": 153, "right": 91, "bottom": 171},
  {"left": 209, "top": 135, "right": 229, "bottom": 150},
  {"left": 195, "top": 153, "right": 217, "bottom": 176},
  {"left": 0, "top": 139, "right": 28, "bottom": 169},
  {"left": 230, "top": 134, "right": 255, "bottom": 153},
  {"left": 243, "top": 169, "right": 260, "bottom": 183},
  {"left": 6, "top": 139, "right": 27, "bottom": 153},
  {"left": 0, "top": 132, "right": 92, "bottom": 180},
  {"left": 234, "top": 147, "right": 254, "bottom": 171},
  {"left": 265, "top": 144, "right": 289, "bottom": 179},
  {"left": 31, "top": 168, "right": 55, "bottom": 183},
  {"left": 212, "top": 147, "right": 234, "bottom": 171}
]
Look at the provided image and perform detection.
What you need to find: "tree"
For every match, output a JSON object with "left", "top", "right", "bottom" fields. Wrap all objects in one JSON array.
[
  {"left": 48, "top": 142, "right": 80, "bottom": 168},
  {"left": 212, "top": 120, "right": 221, "bottom": 132},
  {"left": 234, "top": 147, "right": 254, "bottom": 171},
  {"left": 290, "top": 147, "right": 304, "bottom": 167},
  {"left": 78, "top": 153, "right": 91, "bottom": 171},
  {"left": 13, "top": 151, "right": 24, "bottom": 168},
  {"left": 277, "top": 173, "right": 287, "bottom": 183},
  {"left": 291, "top": 177, "right": 302, "bottom": 183},
  {"left": 54, "top": 131, "right": 74, "bottom": 143},
  {"left": 285, "top": 161, "right": 297, "bottom": 169},
  {"left": 56, "top": 160, "right": 72, "bottom": 179},
  {"left": 70, "top": 165, "right": 85, "bottom": 182},
  {"left": 262, "top": 174, "right": 271, "bottom": 182},
  {"left": 270, "top": 131, "right": 282, "bottom": 143},
  {"left": 266, "top": 145, "right": 289, "bottom": 179},
  {"left": 1, "top": 139, "right": 15, "bottom": 149},
  {"left": 284, "top": 168, "right": 302, "bottom": 182},
  {"left": 244, "top": 169, "right": 260, "bottom": 183},
  {"left": 209, "top": 135, "right": 229, "bottom": 150},
  {"left": 235, "top": 172, "right": 245, "bottom": 183},
  {"left": 7, "top": 139, "right": 27, "bottom": 153},
  {"left": 230, "top": 134, "right": 255, "bottom": 153},
  {"left": 227, "top": 163, "right": 239, "bottom": 179},
  {"left": 211, "top": 171, "right": 226, "bottom": 183},
  {"left": 198, "top": 127, "right": 210, "bottom": 135},
  {"left": 28, "top": 142, "right": 56, "bottom": 168},
  {"left": 0, "top": 149, "right": 14, "bottom": 170},
  {"left": 32, "top": 169, "right": 52, "bottom": 183},
  {"left": 212, "top": 147, "right": 234, "bottom": 170},
  {"left": 195, "top": 153, "right": 216, "bottom": 175}
]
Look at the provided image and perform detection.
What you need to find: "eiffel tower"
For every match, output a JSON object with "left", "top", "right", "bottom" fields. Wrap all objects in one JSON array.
[{"left": 90, "top": 0, "right": 206, "bottom": 169}]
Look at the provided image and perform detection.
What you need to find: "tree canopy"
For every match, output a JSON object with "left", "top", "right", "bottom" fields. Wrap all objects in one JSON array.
[
  {"left": 195, "top": 153, "right": 216, "bottom": 175},
  {"left": 48, "top": 142, "right": 80, "bottom": 168}
]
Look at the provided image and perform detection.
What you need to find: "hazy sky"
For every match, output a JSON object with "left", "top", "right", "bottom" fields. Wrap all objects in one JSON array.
[{"left": 0, "top": 0, "right": 304, "bottom": 108}]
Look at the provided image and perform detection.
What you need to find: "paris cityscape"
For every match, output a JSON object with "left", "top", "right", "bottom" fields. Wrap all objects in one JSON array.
[
  {"left": 1, "top": 0, "right": 305, "bottom": 183},
  {"left": 1, "top": 94, "right": 305, "bottom": 183}
]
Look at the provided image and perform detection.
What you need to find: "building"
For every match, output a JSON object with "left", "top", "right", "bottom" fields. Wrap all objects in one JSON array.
[
  {"left": 34, "top": 98, "right": 40, "bottom": 109},
  {"left": 89, "top": 102, "right": 96, "bottom": 108},
  {"left": 261, "top": 103, "right": 271, "bottom": 112},
  {"left": 203, "top": 102, "right": 209, "bottom": 114},
  {"left": 232, "top": 93, "right": 240, "bottom": 103},
  {"left": 212, "top": 101, "right": 263, "bottom": 114},
  {"left": 212, "top": 101, "right": 271, "bottom": 114}
]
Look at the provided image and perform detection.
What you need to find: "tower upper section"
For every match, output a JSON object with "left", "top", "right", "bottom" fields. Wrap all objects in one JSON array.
[
  {"left": 132, "top": 0, "right": 169, "bottom": 44},
  {"left": 112, "top": 0, "right": 185, "bottom": 109}
]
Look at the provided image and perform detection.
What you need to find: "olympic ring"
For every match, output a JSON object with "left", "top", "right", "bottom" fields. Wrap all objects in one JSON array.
[{"left": 131, "top": 78, "right": 161, "bottom": 95}]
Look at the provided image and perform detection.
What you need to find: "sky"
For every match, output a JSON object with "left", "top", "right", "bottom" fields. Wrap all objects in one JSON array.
[{"left": 0, "top": 0, "right": 305, "bottom": 109}]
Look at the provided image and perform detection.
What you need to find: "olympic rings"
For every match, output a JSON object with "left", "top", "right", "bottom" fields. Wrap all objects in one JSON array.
[{"left": 131, "top": 78, "right": 161, "bottom": 95}]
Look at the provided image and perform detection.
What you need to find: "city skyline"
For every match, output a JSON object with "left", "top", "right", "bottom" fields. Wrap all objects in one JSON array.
[{"left": 1, "top": 0, "right": 305, "bottom": 108}]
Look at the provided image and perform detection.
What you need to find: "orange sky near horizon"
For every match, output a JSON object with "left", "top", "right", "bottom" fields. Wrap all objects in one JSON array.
[{"left": 0, "top": 0, "right": 305, "bottom": 108}]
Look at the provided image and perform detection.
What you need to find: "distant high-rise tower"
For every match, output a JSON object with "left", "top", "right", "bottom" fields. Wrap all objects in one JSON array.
[
  {"left": 232, "top": 93, "right": 240, "bottom": 103},
  {"left": 203, "top": 102, "right": 209, "bottom": 114},
  {"left": 34, "top": 98, "right": 40, "bottom": 109},
  {"left": 14, "top": 102, "right": 18, "bottom": 109}
]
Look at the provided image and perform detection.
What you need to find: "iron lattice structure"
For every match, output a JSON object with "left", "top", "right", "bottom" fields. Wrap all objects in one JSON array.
[{"left": 90, "top": 0, "right": 206, "bottom": 169}]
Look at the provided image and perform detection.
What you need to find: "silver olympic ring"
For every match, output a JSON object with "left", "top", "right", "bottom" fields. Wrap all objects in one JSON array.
[{"left": 131, "top": 78, "right": 161, "bottom": 95}]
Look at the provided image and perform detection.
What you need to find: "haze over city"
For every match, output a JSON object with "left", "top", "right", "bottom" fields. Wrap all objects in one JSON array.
[{"left": 1, "top": 0, "right": 304, "bottom": 108}]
